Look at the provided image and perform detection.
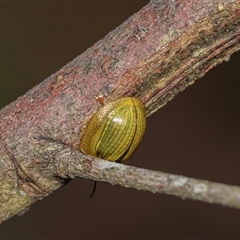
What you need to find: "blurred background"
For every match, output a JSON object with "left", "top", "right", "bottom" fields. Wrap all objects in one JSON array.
[{"left": 1, "top": 1, "right": 240, "bottom": 239}]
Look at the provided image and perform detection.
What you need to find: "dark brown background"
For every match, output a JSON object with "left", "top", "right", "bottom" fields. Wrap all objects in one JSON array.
[{"left": 1, "top": 1, "right": 240, "bottom": 239}]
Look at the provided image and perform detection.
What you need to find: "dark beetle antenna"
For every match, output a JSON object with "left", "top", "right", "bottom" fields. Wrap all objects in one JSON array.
[{"left": 90, "top": 181, "right": 97, "bottom": 198}]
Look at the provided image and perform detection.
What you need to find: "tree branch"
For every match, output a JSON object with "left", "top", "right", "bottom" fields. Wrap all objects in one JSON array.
[
  {"left": 39, "top": 141, "right": 240, "bottom": 209},
  {"left": 0, "top": 0, "right": 240, "bottom": 224}
]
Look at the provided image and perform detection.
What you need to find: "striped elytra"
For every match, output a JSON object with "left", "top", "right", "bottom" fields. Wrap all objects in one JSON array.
[{"left": 80, "top": 97, "right": 146, "bottom": 162}]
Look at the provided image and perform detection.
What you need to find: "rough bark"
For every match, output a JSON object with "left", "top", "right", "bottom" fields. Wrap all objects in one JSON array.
[{"left": 0, "top": 0, "right": 240, "bottom": 224}]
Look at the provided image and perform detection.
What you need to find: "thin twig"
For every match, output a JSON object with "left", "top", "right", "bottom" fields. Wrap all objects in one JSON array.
[{"left": 45, "top": 141, "right": 240, "bottom": 209}]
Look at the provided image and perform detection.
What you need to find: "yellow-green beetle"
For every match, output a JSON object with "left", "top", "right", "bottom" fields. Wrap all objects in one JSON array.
[{"left": 80, "top": 97, "right": 146, "bottom": 162}]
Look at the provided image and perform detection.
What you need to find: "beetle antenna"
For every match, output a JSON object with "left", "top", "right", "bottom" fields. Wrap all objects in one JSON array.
[{"left": 90, "top": 181, "right": 97, "bottom": 198}]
